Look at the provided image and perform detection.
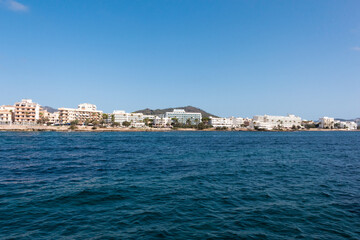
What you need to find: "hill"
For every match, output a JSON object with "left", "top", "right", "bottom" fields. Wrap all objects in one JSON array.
[
  {"left": 134, "top": 106, "right": 219, "bottom": 118},
  {"left": 335, "top": 118, "right": 360, "bottom": 122},
  {"left": 42, "top": 106, "right": 57, "bottom": 113}
]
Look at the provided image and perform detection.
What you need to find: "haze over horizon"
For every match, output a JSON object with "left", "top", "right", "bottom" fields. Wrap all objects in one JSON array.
[{"left": 1, "top": 0, "right": 359, "bottom": 120}]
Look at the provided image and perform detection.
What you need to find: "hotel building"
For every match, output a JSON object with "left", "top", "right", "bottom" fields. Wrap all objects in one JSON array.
[
  {"left": 251, "top": 114, "right": 302, "bottom": 130},
  {"left": 164, "top": 109, "right": 202, "bottom": 124},
  {"left": 14, "top": 99, "right": 40, "bottom": 124},
  {"left": 113, "top": 110, "right": 145, "bottom": 127},
  {"left": 58, "top": 103, "right": 102, "bottom": 124}
]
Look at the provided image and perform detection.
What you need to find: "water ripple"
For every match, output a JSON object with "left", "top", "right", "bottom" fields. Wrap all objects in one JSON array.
[{"left": 0, "top": 131, "right": 359, "bottom": 239}]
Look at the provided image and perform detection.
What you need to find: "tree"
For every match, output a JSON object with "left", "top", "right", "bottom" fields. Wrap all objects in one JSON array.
[
  {"left": 102, "top": 113, "right": 109, "bottom": 120},
  {"left": 202, "top": 117, "right": 210, "bottom": 124},
  {"left": 171, "top": 117, "right": 180, "bottom": 127},
  {"left": 122, "top": 121, "right": 131, "bottom": 127},
  {"left": 84, "top": 119, "right": 91, "bottom": 126},
  {"left": 172, "top": 117, "right": 179, "bottom": 124},
  {"left": 186, "top": 119, "right": 192, "bottom": 126},
  {"left": 70, "top": 120, "right": 79, "bottom": 126},
  {"left": 112, "top": 122, "right": 120, "bottom": 127},
  {"left": 91, "top": 120, "right": 99, "bottom": 126},
  {"left": 69, "top": 125, "right": 77, "bottom": 130},
  {"left": 111, "top": 114, "right": 115, "bottom": 124},
  {"left": 144, "top": 117, "right": 150, "bottom": 126},
  {"left": 197, "top": 122, "right": 206, "bottom": 130},
  {"left": 37, "top": 116, "right": 49, "bottom": 125}
]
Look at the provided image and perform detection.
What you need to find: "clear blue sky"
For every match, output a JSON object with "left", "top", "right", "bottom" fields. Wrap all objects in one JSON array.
[{"left": 0, "top": 0, "right": 359, "bottom": 120}]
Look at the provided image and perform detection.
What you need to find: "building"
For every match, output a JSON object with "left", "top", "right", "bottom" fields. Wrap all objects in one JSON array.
[
  {"left": 335, "top": 121, "right": 357, "bottom": 130},
  {"left": 143, "top": 115, "right": 156, "bottom": 120},
  {"left": 356, "top": 118, "right": 360, "bottom": 127},
  {"left": 302, "top": 120, "right": 316, "bottom": 128},
  {"left": 164, "top": 109, "right": 202, "bottom": 124},
  {"left": 59, "top": 103, "right": 102, "bottom": 124},
  {"left": 152, "top": 116, "right": 172, "bottom": 128},
  {"left": 251, "top": 114, "right": 302, "bottom": 130},
  {"left": 319, "top": 117, "right": 335, "bottom": 129},
  {"left": 112, "top": 110, "right": 145, "bottom": 127},
  {"left": 209, "top": 116, "right": 244, "bottom": 128},
  {"left": 0, "top": 105, "right": 15, "bottom": 124},
  {"left": 48, "top": 112, "right": 60, "bottom": 125},
  {"left": 14, "top": 99, "right": 41, "bottom": 124}
]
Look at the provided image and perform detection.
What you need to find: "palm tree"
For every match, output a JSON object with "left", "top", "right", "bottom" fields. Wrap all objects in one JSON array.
[{"left": 186, "top": 118, "right": 192, "bottom": 126}]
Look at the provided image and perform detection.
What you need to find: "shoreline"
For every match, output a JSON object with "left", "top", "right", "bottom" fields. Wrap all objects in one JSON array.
[{"left": 0, "top": 125, "right": 358, "bottom": 132}]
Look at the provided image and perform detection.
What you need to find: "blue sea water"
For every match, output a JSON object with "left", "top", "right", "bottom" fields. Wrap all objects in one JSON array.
[{"left": 0, "top": 131, "right": 359, "bottom": 239}]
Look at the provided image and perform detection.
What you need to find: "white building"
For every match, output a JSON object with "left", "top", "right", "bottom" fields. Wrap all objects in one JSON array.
[
  {"left": 251, "top": 114, "right": 302, "bottom": 130},
  {"left": 78, "top": 103, "right": 97, "bottom": 112},
  {"left": 319, "top": 117, "right": 335, "bottom": 129},
  {"left": 58, "top": 103, "right": 103, "bottom": 124},
  {"left": 0, "top": 105, "right": 15, "bottom": 124},
  {"left": 209, "top": 116, "right": 244, "bottom": 128},
  {"left": 164, "top": 109, "right": 202, "bottom": 125},
  {"left": 336, "top": 121, "right": 357, "bottom": 130},
  {"left": 152, "top": 116, "right": 172, "bottom": 128},
  {"left": 112, "top": 110, "right": 145, "bottom": 128},
  {"left": 143, "top": 115, "right": 156, "bottom": 120},
  {"left": 356, "top": 118, "right": 360, "bottom": 127}
]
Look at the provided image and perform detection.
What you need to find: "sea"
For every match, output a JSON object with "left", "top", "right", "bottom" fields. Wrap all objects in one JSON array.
[{"left": 0, "top": 131, "right": 359, "bottom": 239}]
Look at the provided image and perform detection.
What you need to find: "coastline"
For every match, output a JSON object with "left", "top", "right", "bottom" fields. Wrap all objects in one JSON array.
[{"left": 0, "top": 125, "right": 358, "bottom": 132}]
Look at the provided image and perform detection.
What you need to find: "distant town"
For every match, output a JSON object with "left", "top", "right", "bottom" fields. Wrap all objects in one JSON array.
[{"left": 0, "top": 99, "right": 359, "bottom": 131}]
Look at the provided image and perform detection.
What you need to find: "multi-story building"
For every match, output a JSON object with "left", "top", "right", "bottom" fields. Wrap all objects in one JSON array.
[
  {"left": 59, "top": 103, "right": 102, "bottom": 124},
  {"left": 152, "top": 116, "right": 172, "bottom": 128},
  {"left": 14, "top": 99, "right": 40, "bottom": 124},
  {"left": 251, "top": 114, "right": 302, "bottom": 130},
  {"left": 209, "top": 117, "right": 244, "bottom": 128},
  {"left": 48, "top": 112, "right": 60, "bottom": 125},
  {"left": 319, "top": 117, "right": 335, "bottom": 129},
  {"left": 335, "top": 121, "right": 357, "bottom": 130},
  {"left": 164, "top": 109, "right": 202, "bottom": 124},
  {"left": 112, "top": 110, "right": 145, "bottom": 127},
  {"left": 0, "top": 105, "right": 15, "bottom": 124}
]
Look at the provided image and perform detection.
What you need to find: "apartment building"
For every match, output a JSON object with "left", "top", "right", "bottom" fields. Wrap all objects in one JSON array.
[
  {"left": 319, "top": 117, "right": 335, "bottom": 129},
  {"left": 113, "top": 110, "right": 145, "bottom": 127},
  {"left": 0, "top": 105, "right": 15, "bottom": 124},
  {"left": 14, "top": 99, "right": 40, "bottom": 124},
  {"left": 59, "top": 103, "right": 102, "bottom": 124},
  {"left": 48, "top": 112, "right": 60, "bottom": 124},
  {"left": 251, "top": 114, "right": 302, "bottom": 130},
  {"left": 164, "top": 109, "right": 202, "bottom": 124}
]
